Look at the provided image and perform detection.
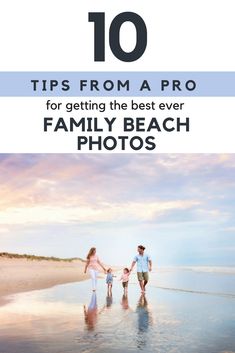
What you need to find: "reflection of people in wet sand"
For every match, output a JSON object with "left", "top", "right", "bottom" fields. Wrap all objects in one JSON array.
[
  {"left": 130, "top": 245, "right": 152, "bottom": 293},
  {"left": 121, "top": 294, "right": 129, "bottom": 310},
  {"left": 84, "top": 247, "right": 106, "bottom": 291},
  {"left": 83, "top": 292, "right": 98, "bottom": 331},
  {"left": 137, "top": 294, "right": 149, "bottom": 331},
  {"left": 136, "top": 294, "right": 152, "bottom": 349},
  {"left": 106, "top": 294, "right": 113, "bottom": 308},
  {"left": 84, "top": 291, "right": 112, "bottom": 331}
]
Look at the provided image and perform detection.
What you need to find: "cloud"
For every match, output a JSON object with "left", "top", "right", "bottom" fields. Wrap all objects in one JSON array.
[
  {"left": 0, "top": 154, "right": 234, "bottom": 227},
  {"left": 0, "top": 226, "right": 10, "bottom": 234},
  {"left": 222, "top": 227, "right": 235, "bottom": 233},
  {"left": 0, "top": 199, "right": 200, "bottom": 226},
  {"left": 0, "top": 154, "right": 235, "bottom": 265},
  {"left": 1, "top": 153, "right": 235, "bottom": 210}
]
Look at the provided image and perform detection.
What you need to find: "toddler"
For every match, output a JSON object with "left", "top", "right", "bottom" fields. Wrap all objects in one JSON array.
[
  {"left": 106, "top": 268, "right": 115, "bottom": 295},
  {"left": 120, "top": 268, "right": 130, "bottom": 295}
]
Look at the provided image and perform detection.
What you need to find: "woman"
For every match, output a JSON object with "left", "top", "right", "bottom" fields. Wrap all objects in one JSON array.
[{"left": 84, "top": 247, "right": 106, "bottom": 291}]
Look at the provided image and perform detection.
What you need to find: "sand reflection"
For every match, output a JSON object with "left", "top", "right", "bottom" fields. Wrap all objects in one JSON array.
[
  {"left": 136, "top": 294, "right": 153, "bottom": 350},
  {"left": 83, "top": 292, "right": 98, "bottom": 331}
]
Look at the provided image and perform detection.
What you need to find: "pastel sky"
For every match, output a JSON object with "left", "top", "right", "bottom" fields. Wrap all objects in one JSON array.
[{"left": 0, "top": 154, "right": 235, "bottom": 266}]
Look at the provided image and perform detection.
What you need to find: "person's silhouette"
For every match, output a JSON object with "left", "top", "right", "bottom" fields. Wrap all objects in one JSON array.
[{"left": 83, "top": 292, "right": 98, "bottom": 331}]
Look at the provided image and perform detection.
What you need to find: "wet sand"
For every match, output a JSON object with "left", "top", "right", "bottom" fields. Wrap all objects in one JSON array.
[
  {"left": 0, "top": 271, "right": 234, "bottom": 353},
  {"left": 0, "top": 257, "right": 89, "bottom": 300}
]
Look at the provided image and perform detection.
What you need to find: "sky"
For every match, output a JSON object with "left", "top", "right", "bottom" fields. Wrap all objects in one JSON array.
[{"left": 0, "top": 153, "right": 235, "bottom": 266}]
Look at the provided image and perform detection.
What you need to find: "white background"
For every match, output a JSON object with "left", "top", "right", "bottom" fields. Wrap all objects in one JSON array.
[
  {"left": 0, "top": 0, "right": 235, "bottom": 152},
  {"left": 0, "top": 97, "right": 234, "bottom": 153}
]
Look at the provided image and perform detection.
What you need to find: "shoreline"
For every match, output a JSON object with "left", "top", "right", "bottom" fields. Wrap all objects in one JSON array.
[
  {"left": 1, "top": 256, "right": 234, "bottom": 304},
  {"left": 0, "top": 257, "right": 90, "bottom": 302}
]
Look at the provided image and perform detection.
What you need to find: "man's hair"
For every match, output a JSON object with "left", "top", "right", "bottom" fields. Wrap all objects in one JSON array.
[{"left": 138, "top": 245, "right": 145, "bottom": 250}]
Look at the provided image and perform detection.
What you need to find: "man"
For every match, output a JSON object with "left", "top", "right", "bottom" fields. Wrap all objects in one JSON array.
[{"left": 130, "top": 245, "right": 152, "bottom": 293}]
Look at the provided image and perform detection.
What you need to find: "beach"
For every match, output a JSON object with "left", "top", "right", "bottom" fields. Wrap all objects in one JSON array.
[
  {"left": 0, "top": 256, "right": 89, "bottom": 300},
  {"left": 0, "top": 255, "right": 234, "bottom": 353},
  {"left": 0, "top": 267, "right": 234, "bottom": 353}
]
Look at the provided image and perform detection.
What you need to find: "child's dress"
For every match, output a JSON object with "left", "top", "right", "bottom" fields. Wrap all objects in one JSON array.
[{"left": 106, "top": 273, "right": 114, "bottom": 284}]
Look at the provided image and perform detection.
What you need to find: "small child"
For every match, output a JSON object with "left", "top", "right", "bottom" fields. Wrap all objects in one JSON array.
[
  {"left": 106, "top": 268, "right": 115, "bottom": 295},
  {"left": 120, "top": 268, "right": 130, "bottom": 295}
]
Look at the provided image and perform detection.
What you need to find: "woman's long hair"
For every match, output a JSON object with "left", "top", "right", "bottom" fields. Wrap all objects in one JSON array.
[{"left": 87, "top": 247, "right": 96, "bottom": 259}]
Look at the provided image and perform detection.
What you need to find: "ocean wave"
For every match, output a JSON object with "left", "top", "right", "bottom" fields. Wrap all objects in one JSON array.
[
  {"left": 156, "top": 267, "right": 235, "bottom": 275},
  {"left": 150, "top": 285, "right": 235, "bottom": 299}
]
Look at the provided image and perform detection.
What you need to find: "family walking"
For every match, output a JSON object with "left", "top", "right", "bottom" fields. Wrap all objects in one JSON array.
[{"left": 84, "top": 245, "right": 152, "bottom": 294}]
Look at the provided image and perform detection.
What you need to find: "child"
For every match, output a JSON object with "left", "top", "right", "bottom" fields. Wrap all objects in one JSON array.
[
  {"left": 106, "top": 268, "right": 115, "bottom": 295},
  {"left": 120, "top": 268, "right": 130, "bottom": 295}
]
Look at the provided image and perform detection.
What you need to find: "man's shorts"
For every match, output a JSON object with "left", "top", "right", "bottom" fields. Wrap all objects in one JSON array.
[
  {"left": 122, "top": 281, "right": 129, "bottom": 288},
  {"left": 137, "top": 272, "right": 149, "bottom": 281}
]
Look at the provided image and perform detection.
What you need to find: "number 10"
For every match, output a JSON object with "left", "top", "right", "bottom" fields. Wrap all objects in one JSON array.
[{"left": 88, "top": 12, "right": 147, "bottom": 62}]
